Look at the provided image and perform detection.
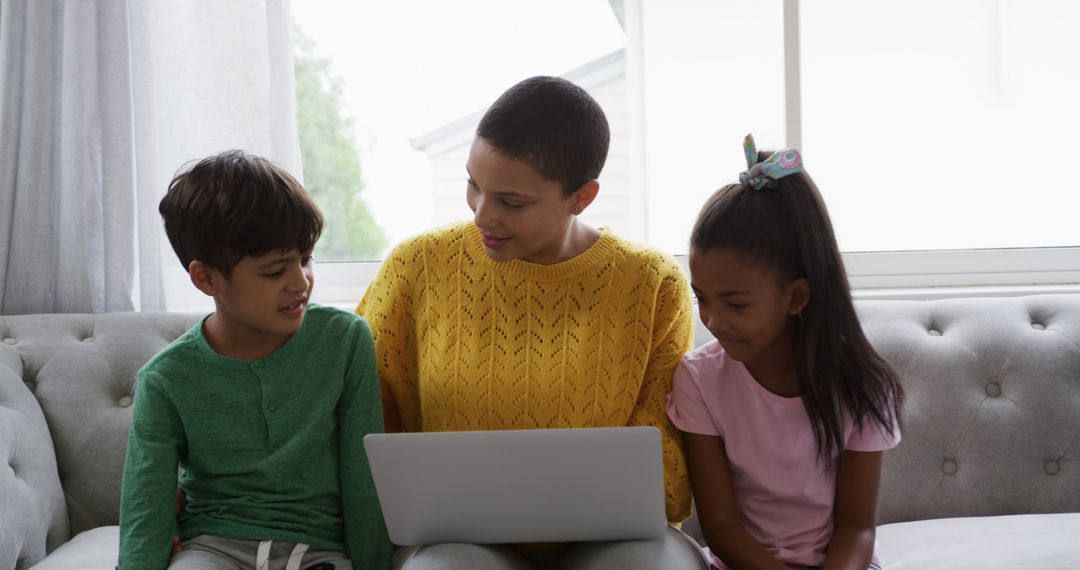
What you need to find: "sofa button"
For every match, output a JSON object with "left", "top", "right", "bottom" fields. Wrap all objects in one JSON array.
[
  {"left": 985, "top": 383, "right": 1001, "bottom": 397},
  {"left": 82, "top": 336, "right": 94, "bottom": 343},
  {"left": 118, "top": 396, "right": 133, "bottom": 408},
  {"left": 1031, "top": 323, "right": 1046, "bottom": 330},
  {"left": 268, "top": 403, "right": 277, "bottom": 412},
  {"left": 2, "top": 338, "right": 15, "bottom": 345},
  {"left": 1045, "top": 460, "right": 1060, "bottom": 475},
  {"left": 942, "top": 459, "right": 958, "bottom": 475},
  {"left": 928, "top": 329, "right": 942, "bottom": 336}
]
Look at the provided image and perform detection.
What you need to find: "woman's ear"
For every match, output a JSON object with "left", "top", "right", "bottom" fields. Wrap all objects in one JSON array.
[
  {"left": 787, "top": 277, "right": 811, "bottom": 316},
  {"left": 569, "top": 179, "right": 600, "bottom": 215},
  {"left": 189, "top": 260, "right": 221, "bottom": 297}
]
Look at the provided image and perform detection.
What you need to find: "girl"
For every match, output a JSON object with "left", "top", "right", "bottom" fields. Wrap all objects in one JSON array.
[{"left": 668, "top": 135, "right": 903, "bottom": 570}]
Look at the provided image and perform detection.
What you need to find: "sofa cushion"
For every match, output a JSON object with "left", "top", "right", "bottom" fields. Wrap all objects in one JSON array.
[
  {"left": 29, "top": 525, "right": 119, "bottom": 570},
  {"left": 877, "top": 513, "right": 1080, "bottom": 569}
]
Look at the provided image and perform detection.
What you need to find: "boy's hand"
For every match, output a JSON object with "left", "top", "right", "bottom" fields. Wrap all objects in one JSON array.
[{"left": 172, "top": 488, "right": 187, "bottom": 553}]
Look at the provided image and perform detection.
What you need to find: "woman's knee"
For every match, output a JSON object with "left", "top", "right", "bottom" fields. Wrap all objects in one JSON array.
[
  {"left": 393, "top": 543, "right": 533, "bottom": 570},
  {"left": 559, "top": 527, "right": 709, "bottom": 570}
]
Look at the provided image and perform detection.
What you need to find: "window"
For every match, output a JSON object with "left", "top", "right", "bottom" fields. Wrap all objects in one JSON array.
[
  {"left": 290, "top": 0, "right": 625, "bottom": 262},
  {"left": 283, "top": 0, "right": 1079, "bottom": 310},
  {"left": 802, "top": 0, "right": 1080, "bottom": 252}
]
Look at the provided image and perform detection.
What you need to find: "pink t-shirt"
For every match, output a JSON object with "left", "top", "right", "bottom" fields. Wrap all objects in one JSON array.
[{"left": 667, "top": 340, "right": 900, "bottom": 569}]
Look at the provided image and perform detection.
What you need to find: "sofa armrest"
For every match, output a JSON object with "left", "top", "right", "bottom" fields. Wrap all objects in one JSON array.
[{"left": 0, "top": 338, "right": 69, "bottom": 569}]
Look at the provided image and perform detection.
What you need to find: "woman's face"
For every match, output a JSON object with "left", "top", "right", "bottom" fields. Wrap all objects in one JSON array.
[{"left": 465, "top": 137, "right": 584, "bottom": 264}]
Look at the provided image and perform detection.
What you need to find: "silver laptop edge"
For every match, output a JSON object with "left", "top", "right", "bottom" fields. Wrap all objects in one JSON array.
[{"left": 363, "top": 426, "right": 668, "bottom": 545}]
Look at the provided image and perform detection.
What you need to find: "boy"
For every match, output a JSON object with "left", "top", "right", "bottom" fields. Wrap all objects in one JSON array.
[{"left": 118, "top": 150, "right": 390, "bottom": 569}]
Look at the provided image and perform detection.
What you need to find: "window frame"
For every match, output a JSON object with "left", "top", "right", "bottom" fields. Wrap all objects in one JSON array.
[{"left": 309, "top": 245, "right": 1080, "bottom": 310}]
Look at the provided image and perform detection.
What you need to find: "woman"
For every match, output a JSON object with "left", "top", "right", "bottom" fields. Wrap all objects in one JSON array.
[{"left": 357, "top": 76, "right": 705, "bottom": 570}]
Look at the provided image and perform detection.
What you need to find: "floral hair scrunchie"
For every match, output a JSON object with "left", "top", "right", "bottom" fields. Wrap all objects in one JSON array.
[{"left": 738, "top": 133, "right": 804, "bottom": 190}]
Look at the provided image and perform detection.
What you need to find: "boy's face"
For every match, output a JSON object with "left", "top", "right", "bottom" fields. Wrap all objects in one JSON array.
[
  {"left": 465, "top": 137, "right": 585, "bottom": 264},
  {"left": 205, "top": 248, "right": 314, "bottom": 349}
]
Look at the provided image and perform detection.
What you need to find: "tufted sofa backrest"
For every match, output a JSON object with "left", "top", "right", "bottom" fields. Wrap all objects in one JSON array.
[
  {"left": 0, "top": 312, "right": 201, "bottom": 568},
  {"left": 1, "top": 295, "right": 1078, "bottom": 565},
  {"left": 858, "top": 295, "right": 1080, "bottom": 524},
  {"left": 692, "top": 294, "right": 1080, "bottom": 524}
]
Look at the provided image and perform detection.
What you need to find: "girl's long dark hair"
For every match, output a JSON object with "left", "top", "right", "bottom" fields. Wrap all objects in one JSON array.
[{"left": 690, "top": 155, "right": 903, "bottom": 471}]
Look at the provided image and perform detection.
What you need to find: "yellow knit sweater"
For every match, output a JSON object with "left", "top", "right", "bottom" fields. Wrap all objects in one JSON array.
[{"left": 356, "top": 222, "right": 694, "bottom": 522}]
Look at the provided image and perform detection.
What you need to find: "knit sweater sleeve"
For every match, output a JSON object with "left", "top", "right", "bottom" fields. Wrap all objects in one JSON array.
[
  {"left": 338, "top": 317, "right": 392, "bottom": 568},
  {"left": 118, "top": 370, "right": 184, "bottom": 569},
  {"left": 626, "top": 262, "right": 695, "bottom": 524},
  {"left": 355, "top": 239, "right": 424, "bottom": 433}
]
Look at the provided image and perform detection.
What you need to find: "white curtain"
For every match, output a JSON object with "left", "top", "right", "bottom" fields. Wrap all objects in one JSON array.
[{"left": 0, "top": 0, "right": 300, "bottom": 314}]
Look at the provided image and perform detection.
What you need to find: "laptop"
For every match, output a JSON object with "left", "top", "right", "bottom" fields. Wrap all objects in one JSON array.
[{"left": 362, "top": 426, "right": 668, "bottom": 545}]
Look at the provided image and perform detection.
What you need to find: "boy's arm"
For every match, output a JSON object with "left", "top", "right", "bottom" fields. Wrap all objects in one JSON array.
[
  {"left": 339, "top": 319, "right": 392, "bottom": 569},
  {"left": 626, "top": 271, "right": 695, "bottom": 524},
  {"left": 118, "top": 372, "right": 185, "bottom": 569}
]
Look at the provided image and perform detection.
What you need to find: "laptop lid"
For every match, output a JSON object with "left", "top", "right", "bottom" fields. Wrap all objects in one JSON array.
[{"left": 362, "top": 426, "right": 668, "bottom": 545}]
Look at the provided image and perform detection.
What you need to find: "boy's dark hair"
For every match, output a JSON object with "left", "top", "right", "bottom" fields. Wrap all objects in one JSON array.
[
  {"left": 476, "top": 76, "right": 610, "bottom": 196},
  {"left": 160, "top": 150, "right": 324, "bottom": 278},
  {"left": 690, "top": 155, "right": 904, "bottom": 471}
]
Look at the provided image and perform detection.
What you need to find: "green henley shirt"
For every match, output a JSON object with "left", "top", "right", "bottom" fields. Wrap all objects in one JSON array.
[{"left": 118, "top": 304, "right": 390, "bottom": 569}]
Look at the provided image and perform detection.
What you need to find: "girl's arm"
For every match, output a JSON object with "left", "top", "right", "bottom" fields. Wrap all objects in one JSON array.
[
  {"left": 684, "top": 432, "right": 788, "bottom": 570},
  {"left": 822, "top": 449, "right": 883, "bottom": 570}
]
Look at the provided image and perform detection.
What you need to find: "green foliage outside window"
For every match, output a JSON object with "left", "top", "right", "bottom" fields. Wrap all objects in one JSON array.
[{"left": 294, "top": 25, "right": 386, "bottom": 260}]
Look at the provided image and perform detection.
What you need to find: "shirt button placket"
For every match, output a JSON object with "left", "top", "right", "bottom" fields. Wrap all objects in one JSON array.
[{"left": 252, "top": 361, "right": 276, "bottom": 440}]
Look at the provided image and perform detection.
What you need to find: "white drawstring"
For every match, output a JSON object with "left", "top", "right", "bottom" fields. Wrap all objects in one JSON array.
[
  {"left": 285, "top": 543, "right": 310, "bottom": 570},
  {"left": 256, "top": 541, "right": 272, "bottom": 570},
  {"left": 255, "top": 540, "right": 310, "bottom": 570}
]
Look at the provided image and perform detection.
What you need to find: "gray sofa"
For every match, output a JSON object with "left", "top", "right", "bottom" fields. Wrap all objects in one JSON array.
[{"left": 3, "top": 295, "right": 1079, "bottom": 569}]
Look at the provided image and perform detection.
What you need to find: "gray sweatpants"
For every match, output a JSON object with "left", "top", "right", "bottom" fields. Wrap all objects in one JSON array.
[{"left": 168, "top": 534, "right": 354, "bottom": 570}]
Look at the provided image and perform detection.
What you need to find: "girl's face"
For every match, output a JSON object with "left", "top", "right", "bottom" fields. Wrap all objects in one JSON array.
[
  {"left": 689, "top": 246, "right": 809, "bottom": 367},
  {"left": 465, "top": 137, "right": 589, "bottom": 264}
]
